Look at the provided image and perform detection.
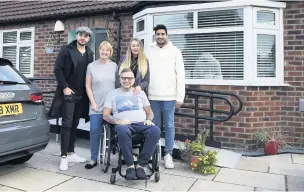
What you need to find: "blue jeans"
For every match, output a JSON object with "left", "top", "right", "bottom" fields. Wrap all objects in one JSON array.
[
  {"left": 115, "top": 122, "right": 161, "bottom": 166},
  {"left": 150, "top": 100, "right": 176, "bottom": 155},
  {"left": 89, "top": 114, "right": 103, "bottom": 161}
]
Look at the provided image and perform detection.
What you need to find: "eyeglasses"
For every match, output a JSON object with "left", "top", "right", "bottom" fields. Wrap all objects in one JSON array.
[{"left": 120, "top": 77, "right": 134, "bottom": 81}]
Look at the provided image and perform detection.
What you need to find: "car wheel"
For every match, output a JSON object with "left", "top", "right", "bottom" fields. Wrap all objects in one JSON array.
[{"left": 9, "top": 154, "right": 33, "bottom": 165}]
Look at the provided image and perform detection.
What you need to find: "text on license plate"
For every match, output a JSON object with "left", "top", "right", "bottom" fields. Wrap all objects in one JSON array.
[{"left": 0, "top": 103, "right": 23, "bottom": 116}]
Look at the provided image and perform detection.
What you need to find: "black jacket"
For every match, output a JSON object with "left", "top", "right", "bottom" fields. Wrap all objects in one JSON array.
[{"left": 48, "top": 40, "right": 94, "bottom": 121}]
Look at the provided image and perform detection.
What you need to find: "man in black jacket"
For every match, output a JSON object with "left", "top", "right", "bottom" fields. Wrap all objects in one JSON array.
[{"left": 49, "top": 26, "right": 94, "bottom": 171}]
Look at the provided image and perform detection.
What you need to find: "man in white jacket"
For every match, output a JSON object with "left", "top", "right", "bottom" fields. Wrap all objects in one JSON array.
[{"left": 147, "top": 24, "right": 185, "bottom": 169}]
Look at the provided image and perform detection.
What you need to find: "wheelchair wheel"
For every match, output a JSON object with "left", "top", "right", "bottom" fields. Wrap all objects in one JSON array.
[
  {"left": 154, "top": 171, "right": 160, "bottom": 182},
  {"left": 152, "top": 145, "right": 160, "bottom": 171},
  {"left": 110, "top": 173, "right": 116, "bottom": 184},
  {"left": 101, "top": 125, "right": 111, "bottom": 173}
]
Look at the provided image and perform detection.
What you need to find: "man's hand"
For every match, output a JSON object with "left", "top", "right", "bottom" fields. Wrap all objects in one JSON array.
[
  {"left": 133, "top": 86, "right": 142, "bottom": 95},
  {"left": 63, "top": 87, "right": 74, "bottom": 95},
  {"left": 144, "top": 119, "right": 154, "bottom": 126},
  {"left": 176, "top": 102, "right": 183, "bottom": 108}
]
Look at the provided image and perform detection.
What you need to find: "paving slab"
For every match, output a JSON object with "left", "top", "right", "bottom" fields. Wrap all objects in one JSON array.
[
  {"left": 38, "top": 140, "right": 61, "bottom": 156},
  {"left": 24, "top": 152, "right": 77, "bottom": 173},
  {"left": 235, "top": 156, "right": 269, "bottom": 173},
  {"left": 287, "top": 175, "right": 304, "bottom": 191},
  {"left": 189, "top": 180, "right": 253, "bottom": 191},
  {"left": 46, "top": 177, "right": 143, "bottom": 191},
  {"left": 270, "top": 163, "right": 304, "bottom": 177},
  {"left": 0, "top": 164, "right": 25, "bottom": 176},
  {"left": 0, "top": 167, "right": 72, "bottom": 191},
  {"left": 162, "top": 161, "right": 219, "bottom": 180},
  {"left": 59, "top": 161, "right": 122, "bottom": 183},
  {"left": 0, "top": 185, "right": 23, "bottom": 191},
  {"left": 292, "top": 154, "right": 304, "bottom": 165},
  {"left": 215, "top": 149, "right": 242, "bottom": 168},
  {"left": 255, "top": 188, "right": 283, "bottom": 191},
  {"left": 254, "top": 154, "right": 292, "bottom": 166},
  {"left": 53, "top": 145, "right": 91, "bottom": 160},
  {"left": 116, "top": 172, "right": 196, "bottom": 191},
  {"left": 214, "top": 168, "right": 285, "bottom": 191}
]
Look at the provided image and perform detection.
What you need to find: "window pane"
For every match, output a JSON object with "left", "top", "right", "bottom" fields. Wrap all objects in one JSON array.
[
  {"left": 19, "top": 46, "right": 31, "bottom": 75},
  {"left": 20, "top": 31, "right": 32, "bottom": 41},
  {"left": 154, "top": 13, "right": 193, "bottom": 29},
  {"left": 198, "top": 9, "right": 243, "bottom": 28},
  {"left": 257, "top": 34, "right": 275, "bottom": 77},
  {"left": 3, "top": 31, "right": 17, "bottom": 43},
  {"left": 169, "top": 32, "right": 244, "bottom": 80},
  {"left": 136, "top": 20, "right": 145, "bottom": 32},
  {"left": 257, "top": 11, "right": 275, "bottom": 25},
  {"left": 3, "top": 46, "right": 17, "bottom": 67}
]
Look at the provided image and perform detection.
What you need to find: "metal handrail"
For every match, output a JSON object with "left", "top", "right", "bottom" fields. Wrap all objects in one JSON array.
[{"left": 174, "top": 88, "right": 243, "bottom": 140}]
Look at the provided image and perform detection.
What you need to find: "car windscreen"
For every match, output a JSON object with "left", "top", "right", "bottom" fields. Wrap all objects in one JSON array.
[{"left": 0, "top": 64, "right": 29, "bottom": 84}]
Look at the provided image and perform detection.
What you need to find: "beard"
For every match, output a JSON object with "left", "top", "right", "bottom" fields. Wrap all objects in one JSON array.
[
  {"left": 77, "top": 40, "right": 86, "bottom": 46},
  {"left": 156, "top": 39, "right": 167, "bottom": 46}
]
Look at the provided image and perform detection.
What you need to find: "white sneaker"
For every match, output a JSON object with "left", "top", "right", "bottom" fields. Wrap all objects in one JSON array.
[
  {"left": 164, "top": 154, "right": 175, "bottom": 169},
  {"left": 67, "top": 153, "right": 86, "bottom": 163},
  {"left": 59, "top": 156, "right": 68, "bottom": 171}
]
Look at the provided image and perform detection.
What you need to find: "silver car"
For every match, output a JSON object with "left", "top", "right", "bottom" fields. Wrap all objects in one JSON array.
[{"left": 0, "top": 58, "right": 50, "bottom": 164}]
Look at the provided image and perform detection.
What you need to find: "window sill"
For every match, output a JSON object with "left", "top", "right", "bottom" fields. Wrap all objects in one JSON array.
[{"left": 185, "top": 81, "right": 290, "bottom": 87}]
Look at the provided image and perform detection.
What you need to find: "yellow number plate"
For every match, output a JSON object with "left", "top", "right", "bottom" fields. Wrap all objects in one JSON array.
[{"left": 0, "top": 103, "right": 23, "bottom": 116}]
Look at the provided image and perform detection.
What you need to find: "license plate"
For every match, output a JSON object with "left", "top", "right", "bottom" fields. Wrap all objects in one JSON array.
[{"left": 0, "top": 103, "right": 23, "bottom": 117}]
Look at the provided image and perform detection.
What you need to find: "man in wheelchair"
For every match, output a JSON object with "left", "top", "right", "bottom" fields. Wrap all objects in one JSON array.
[{"left": 103, "top": 68, "right": 161, "bottom": 180}]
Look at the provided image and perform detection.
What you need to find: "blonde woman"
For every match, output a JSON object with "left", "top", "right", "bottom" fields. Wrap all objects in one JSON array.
[
  {"left": 85, "top": 41, "right": 117, "bottom": 169},
  {"left": 115, "top": 38, "right": 149, "bottom": 95}
]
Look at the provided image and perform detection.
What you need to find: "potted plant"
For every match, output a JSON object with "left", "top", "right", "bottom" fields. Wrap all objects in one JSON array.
[
  {"left": 177, "top": 131, "right": 218, "bottom": 175},
  {"left": 178, "top": 131, "right": 212, "bottom": 169},
  {"left": 254, "top": 127, "right": 290, "bottom": 155},
  {"left": 190, "top": 150, "right": 218, "bottom": 175}
]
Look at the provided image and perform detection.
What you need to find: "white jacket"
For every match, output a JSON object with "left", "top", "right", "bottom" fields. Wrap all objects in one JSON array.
[{"left": 147, "top": 41, "right": 185, "bottom": 103}]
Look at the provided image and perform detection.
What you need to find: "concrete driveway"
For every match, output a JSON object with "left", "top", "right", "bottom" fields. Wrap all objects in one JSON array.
[{"left": 1, "top": 137, "right": 304, "bottom": 191}]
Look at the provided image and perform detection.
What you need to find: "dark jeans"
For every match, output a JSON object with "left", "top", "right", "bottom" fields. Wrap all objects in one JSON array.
[
  {"left": 115, "top": 122, "right": 161, "bottom": 167},
  {"left": 60, "top": 97, "right": 83, "bottom": 157}
]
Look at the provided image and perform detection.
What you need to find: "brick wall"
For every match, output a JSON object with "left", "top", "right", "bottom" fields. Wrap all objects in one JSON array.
[
  {"left": 282, "top": 1, "right": 304, "bottom": 148},
  {"left": 1, "top": 1, "right": 304, "bottom": 150}
]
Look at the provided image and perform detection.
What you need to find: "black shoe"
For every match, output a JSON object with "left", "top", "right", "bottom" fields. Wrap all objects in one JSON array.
[
  {"left": 136, "top": 167, "right": 146, "bottom": 180},
  {"left": 125, "top": 167, "right": 136, "bottom": 180},
  {"left": 85, "top": 161, "right": 97, "bottom": 169}
]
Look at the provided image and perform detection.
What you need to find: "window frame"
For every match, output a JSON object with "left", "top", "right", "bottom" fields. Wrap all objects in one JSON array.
[
  {"left": 0, "top": 27, "right": 35, "bottom": 78},
  {"left": 133, "top": 1, "right": 286, "bottom": 86},
  {"left": 253, "top": 29, "right": 281, "bottom": 84},
  {"left": 253, "top": 7, "right": 280, "bottom": 30}
]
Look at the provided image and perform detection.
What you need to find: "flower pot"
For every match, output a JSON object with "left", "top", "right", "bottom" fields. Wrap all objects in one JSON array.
[
  {"left": 189, "top": 155, "right": 200, "bottom": 169},
  {"left": 264, "top": 140, "right": 279, "bottom": 155}
]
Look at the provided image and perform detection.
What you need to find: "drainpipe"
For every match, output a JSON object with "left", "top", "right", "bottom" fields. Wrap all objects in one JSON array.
[{"left": 112, "top": 12, "right": 121, "bottom": 64}]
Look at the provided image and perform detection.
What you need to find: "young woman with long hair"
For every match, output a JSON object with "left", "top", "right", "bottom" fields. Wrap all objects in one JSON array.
[{"left": 115, "top": 38, "right": 149, "bottom": 95}]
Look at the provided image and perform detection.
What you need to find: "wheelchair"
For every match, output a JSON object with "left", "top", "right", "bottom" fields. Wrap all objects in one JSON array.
[{"left": 98, "top": 122, "right": 161, "bottom": 185}]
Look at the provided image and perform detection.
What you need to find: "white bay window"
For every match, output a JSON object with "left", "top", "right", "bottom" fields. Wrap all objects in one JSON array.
[
  {"left": 0, "top": 27, "right": 35, "bottom": 77},
  {"left": 133, "top": 1, "right": 286, "bottom": 86}
]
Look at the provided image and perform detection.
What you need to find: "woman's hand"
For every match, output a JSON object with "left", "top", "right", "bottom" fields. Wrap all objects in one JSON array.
[
  {"left": 91, "top": 103, "right": 98, "bottom": 112},
  {"left": 133, "top": 86, "right": 142, "bottom": 95}
]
